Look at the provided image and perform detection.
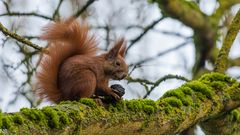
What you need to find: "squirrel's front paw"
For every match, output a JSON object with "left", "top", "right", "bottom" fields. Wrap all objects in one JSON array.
[{"left": 110, "top": 91, "right": 121, "bottom": 101}]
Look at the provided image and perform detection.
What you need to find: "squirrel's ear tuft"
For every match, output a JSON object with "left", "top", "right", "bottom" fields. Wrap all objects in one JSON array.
[
  {"left": 119, "top": 39, "right": 126, "bottom": 58},
  {"left": 106, "top": 38, "right": 125, "bottom": 60}
]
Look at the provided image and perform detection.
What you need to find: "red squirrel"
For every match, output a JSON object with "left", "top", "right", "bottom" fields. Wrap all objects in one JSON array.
[{"left": 36, "top": 18, "right": 128, "bottom": 103}]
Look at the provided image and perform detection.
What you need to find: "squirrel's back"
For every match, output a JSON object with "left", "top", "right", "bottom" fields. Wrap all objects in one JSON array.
[{"left": 36, "top": 18, "right": 98, "bottom": 102}]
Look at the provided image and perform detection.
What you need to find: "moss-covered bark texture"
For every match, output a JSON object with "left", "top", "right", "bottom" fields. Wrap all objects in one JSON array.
[{"left": 1, "top": 73, "right": 240, "bottom": 135}]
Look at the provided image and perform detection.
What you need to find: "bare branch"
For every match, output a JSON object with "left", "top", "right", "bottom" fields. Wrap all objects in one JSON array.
[
  {"left": 129, "top": 39, "right": 192, "bottom": 67},
  {"left": 0, "top": 12, "right": 53, "bottom": 20},
  {"left": 144, "top": 74, "right": 190, "bottom": 98},
  {"left": 2, "top": 1, "right": 10, "bottom": 13},
  {"left": 126, "top": 74, "right": 189, "bottom": 99},
  {"left": 74, "top": 0, "right": 97, "bottom": 17},
  {"left": 52, "top": 0, "right": 64, "bottom": 20},
  {"left": 126, "top": 17, "right": 164, "bottom": 52},
  {"left": 0, "top": 22, "right": 44, "bottom": 51}
]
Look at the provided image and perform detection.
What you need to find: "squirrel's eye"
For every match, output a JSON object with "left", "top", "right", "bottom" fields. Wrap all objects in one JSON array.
[{"left": 115, "top": 61, "right": 120, "bottom": 66}]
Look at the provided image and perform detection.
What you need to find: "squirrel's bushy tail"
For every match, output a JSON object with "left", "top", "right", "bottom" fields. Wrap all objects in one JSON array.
[{"left": 36, "top": 18, "right": 98, "bottom": 103}]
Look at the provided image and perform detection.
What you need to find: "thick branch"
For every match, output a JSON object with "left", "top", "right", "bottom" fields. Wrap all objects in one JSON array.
[
  {"left": 1, "top": 73, "right": 240, "bottom": 134},
  {"left": 152, "top": 0, "right": 207, "bottom": 30}
]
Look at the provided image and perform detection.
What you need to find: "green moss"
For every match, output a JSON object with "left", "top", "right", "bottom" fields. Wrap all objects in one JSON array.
[
  {"left": 108, "top": 104, "right": 118, "bottom": 112},
  {"left": 182, "top": 96, "right": 194, "bottom": 106},
  {"left": 57, "top": 111, "right": 70, "bottom": 126},
  {"left": 162, "top": 105, "right": 173, "bottom": 114},
  {"left": 143, "top": 106, "right": 155, "bottom": 114},
  {"left": 163, "top": 89, "right": 193, "bottom": 106},
  {"left": 142, "top": 100, "right": 157, "bottom": 109},
  {"left": 42, "top": 107, "right": 60, "bottom": 129},
  {"left": 162, "top": 97, "right": 183, "bottom": 108},
  {"left": 107, "top": 101, "right": 126, "bottom": 112},
  {"left": 231, "top": 110, "right": 240, "bottom": 122},
  {"left": 0, "top": 110, "right": 2, "bottom": 128},
  {"left": 126, "top": 99, "right": 157, "bottom": 114},
  {"left": 68, "top": 108, "right": 83, "bottom": 121},
  {"left": 12, "top": 114, "right": 24, "bottom": 125},
  {"left": 200, "top": 72, "right": 235, "bottom": 84},
  {"left": 126, "top": 100, "right": 143, "bottom": 112},
  {"left": 184, "top": 81, "right": 213, "bottom": 99},
  {"left": 225, "top": 82, "right": 240, "bottom": 100},
  {"left": 20, "top": 108, "right": 46, "bottom": 125},
  {"left": 2, "top": 116, "right": 12, "bottom": 129},
  {"left": 210, "top": 81, "right": 226, "bottom": 90},
  {"left": 79, "top": 98, "right": 97, "bottom": 108},
  {"left": 142, "top": 100, "right": 157, "bottom": 114},
  {"left": 195, "top": 92, "right": 207, "bottom": 101},
  {"left": 199, "top": 72, "right": 240, "bottom": 102},
  {"left": 181, "top": 86, "right": 193, "bottom": 95},
  {"left": 115, "top": 100, "right": 126, "bottom": 112}
]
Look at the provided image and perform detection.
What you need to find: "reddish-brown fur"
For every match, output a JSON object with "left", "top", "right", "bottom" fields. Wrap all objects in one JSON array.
[{"left": 36, "top": 18, "right": 128, "bottom": 103}]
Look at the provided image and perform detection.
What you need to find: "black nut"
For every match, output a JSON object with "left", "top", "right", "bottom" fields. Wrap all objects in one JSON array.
[{"left": 110, "top": 84, "right": 125, "bottom": 97}]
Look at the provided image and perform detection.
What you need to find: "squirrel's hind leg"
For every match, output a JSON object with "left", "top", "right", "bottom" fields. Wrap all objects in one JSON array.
[{"left": 61, "top": 70, "right": 97, "bottom": 101}]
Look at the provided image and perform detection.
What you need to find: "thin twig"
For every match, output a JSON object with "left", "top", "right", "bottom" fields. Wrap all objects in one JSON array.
[
  {"left": 0, "top": 12, "right": 53, "bottom": 20},
  {"left": 74, "top": 0, "right": 96, "bottom": 17},
  {"left": 126, "top": 74, "right": 190, "bottom": 99},
  {"left": 2, "top": 1, "right": 10, "bottom": 12},
  {"left": 52, "top": 0, "right": 64, "bottom": 20},
  {"left": 126, "top": 17, "right": 164, "bottom": 52},
  {"left": 126, "top": 76, "right": 155, "bottom": 85},
  {"left": 0, "top": 22, "right": 44, "bottom": 51},
  {"left": 151, "top": 29, "right": 191, "bottom": 38},
  {"left": 143, "top": 74, "right": 190, "bottom": 98},
  {"left": 129, "top": 38, "right": 192, "bottom": 67}
]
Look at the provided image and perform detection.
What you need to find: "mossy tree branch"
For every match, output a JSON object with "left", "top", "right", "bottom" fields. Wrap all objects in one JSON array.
[
  {"left": 150, "top": 1, "right": 240, "bottom": 133},
  {"left": 199, "top": 9, "right": 240, "bottom": 134},
  {"left": 214, "top": 9, "right": 240, "bottom": 73},
  {"left": 212, "top": 0, "right": 240, "bottom": 20},
  {"left": 1, "top": 73, "right": 240, "bottom": 134},
  {"left": 0, "top": 22, "right": 44, "bottom": 51},
  {"left": 152, "top": 0, "right": 207, "bottom": 30}
]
